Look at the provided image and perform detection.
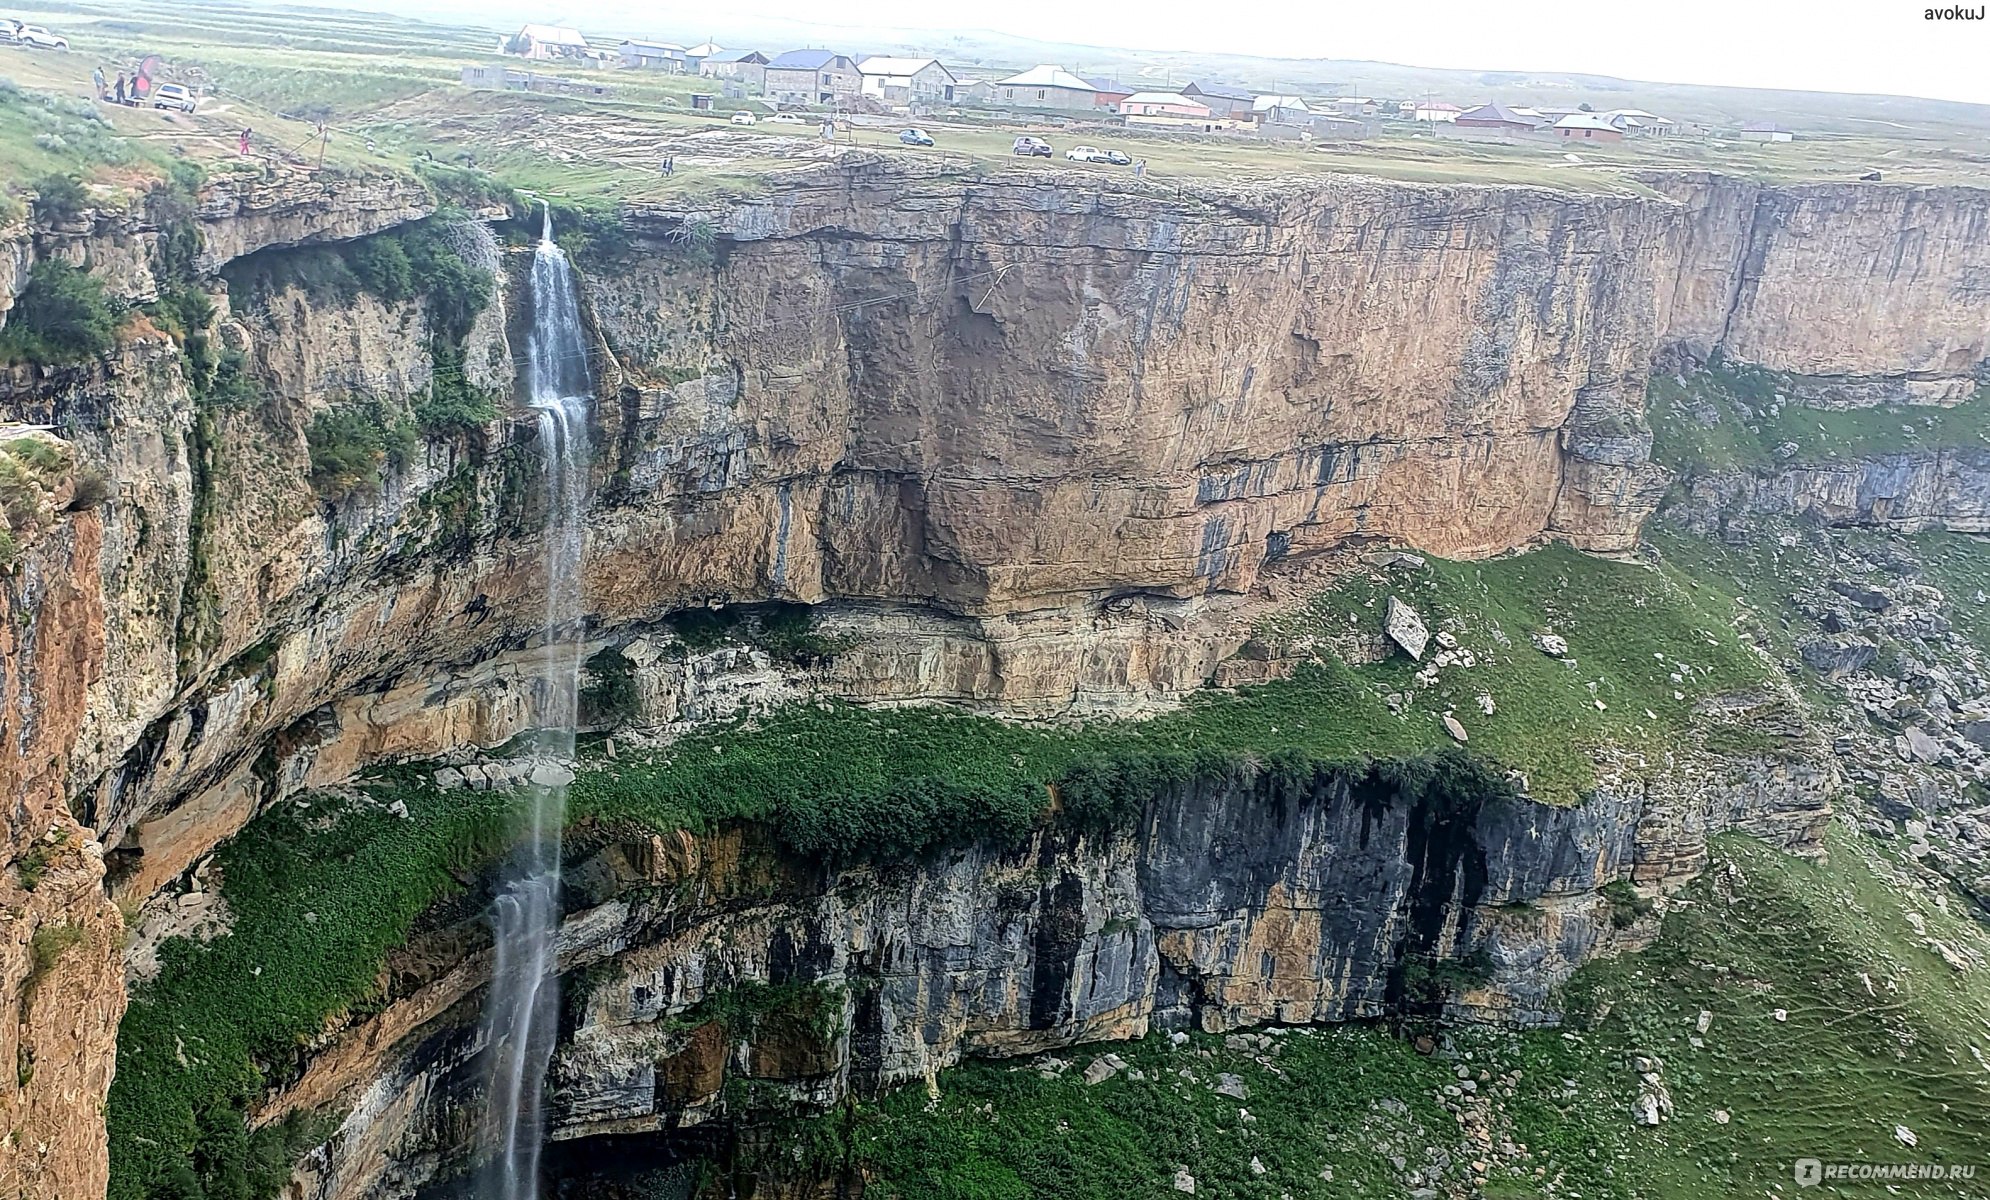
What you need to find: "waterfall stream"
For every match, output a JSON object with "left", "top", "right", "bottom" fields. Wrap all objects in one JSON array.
[{"left": 480, "top": 206, "right": 592, "bottom": 1200}]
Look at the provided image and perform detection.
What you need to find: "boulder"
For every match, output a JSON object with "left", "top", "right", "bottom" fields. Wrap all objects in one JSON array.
[
  {"left": 1214, "top": 1072, "right": 1249, "bottom": 1100},
  {"left": 1963, "top": 720, "right": 1990, "bottom": 750},
  {"left": 1799, "top": 637, "right": 1877, "bottom": 678},
  {"left": 1830, "top": 580, "right": 1891, "bottom": 611},
  {"left": 1531, "top": 632, "right": 1569, "bottom": 658},
  {"left": 1904, "top": 726, "right": 1945, "bottom": 763},
  {"left": 1385, "top": 596, "right": 1430, "bottom": 660},
  {"left": 1443, "top": 714, "right": 1469, "bottom": 743}
]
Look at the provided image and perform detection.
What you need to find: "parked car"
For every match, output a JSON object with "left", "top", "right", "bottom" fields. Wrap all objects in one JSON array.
[
  {"left": 1012, "top": 136, "right": 1051, "bottom": 157},
  {"left": 898, "top": 127, "right": 934, "bottom": 147},
  {"left": 768, "top": 112, "right": 808, "bottom": 125},
  {"left": 1104, "top": 149, "right": 1132, "bottom": 165},
  {"left": 0, "top": 25, "right": 19, "bottom": 46},
  {"left": 151, "top": 83, "right": 197, "bottom": 113},
  {"left": 1065, "top": 145, "right": 1109, "bottom": 163},
  {"left": 17, "top": 24, "right": 67, "bottom": 50},
  {"left": 730, "top": 110, "right": 756, "bottom": 125}
]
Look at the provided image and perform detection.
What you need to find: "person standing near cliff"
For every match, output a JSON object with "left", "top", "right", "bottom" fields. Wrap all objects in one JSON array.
[
  {"left": 92, "top": 66, "right": 106, "bottom": 99},
  {"left": 238, "top": 127, "right": 252, "bottom": 156}
]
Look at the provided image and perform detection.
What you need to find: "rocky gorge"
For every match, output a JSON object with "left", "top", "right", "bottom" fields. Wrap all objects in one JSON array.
[{"left": 2, "top": 156, "right": 1988, "bottom": 1199}]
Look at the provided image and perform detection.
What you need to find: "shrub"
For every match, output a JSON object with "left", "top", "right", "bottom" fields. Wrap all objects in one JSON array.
[
  {"left": 1601, "top": 879, "right": 1655, "bottom": 929},
  {"left": 307, "top": 403, "right": 417, "bottom": 500},
  {"left": 29, "top": 172, "right": 89, "bottom": 225},
  {"left": 27, "top": 922, "right": 84, "bottom": 981},
  {"left": 0, "top": 259, "right": 117, "bottom": 364},
  {"left": 580, "top": 646, "right": 642, "bottom": 728},
  {"left": 348, "top": 235, "right": 414, "bottom": 304},
  {"left": 413, "top": 344, "right": 497, "bottom": 437}
]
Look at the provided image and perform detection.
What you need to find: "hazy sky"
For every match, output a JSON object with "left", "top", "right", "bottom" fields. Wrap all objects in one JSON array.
[{"left": 460, "top": 0, "right": 1990, "bottom": 106}]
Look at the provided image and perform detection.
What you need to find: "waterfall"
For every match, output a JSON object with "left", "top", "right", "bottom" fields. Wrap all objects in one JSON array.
[{"left": 480, "top": 205, "right": 591, "bottom": 1200}]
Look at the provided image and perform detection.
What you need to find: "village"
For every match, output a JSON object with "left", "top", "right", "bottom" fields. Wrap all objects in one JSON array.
[{"left": 473, "top": 22, "right": 1802, "bottom": 155}]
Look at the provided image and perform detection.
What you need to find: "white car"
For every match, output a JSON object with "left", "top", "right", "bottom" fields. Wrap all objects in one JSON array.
[
  {"left": 730, "top": 110, "right": 756, "bottom": 125},
  {"left": 1065, "top": 145, "right": 1110, "bottom": 163},
  {"left": 151, "top": 83, "right": 197, "bottom": 113},
  {"left": 17, "top": 24, "right": 68, "bottom": 50},
  {"left": 768, "top": 112, "right": 808, "bottom": 125}
]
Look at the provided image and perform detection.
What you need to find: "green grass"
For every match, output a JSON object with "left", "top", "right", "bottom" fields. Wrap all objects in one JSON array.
[
  {"left": 1253, "top": 541, "right": 1776, "bottom": 802},
  {"left": 107, "top": 536, "right": 1787, "bottom": 1199},
  {"left": 840, "top": 828, "right": 1990, "bottom": 1200},
  {"left": 1648, "top": 362, "right": 1990, "bottom": 479}
]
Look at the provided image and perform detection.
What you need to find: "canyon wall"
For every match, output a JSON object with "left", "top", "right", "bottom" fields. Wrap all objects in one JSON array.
[
  {"left": 1653, "top": 172, "right": 1990, "bottom": 403},
  {"left": 275, "top": 745, "right": 1828, "bottom": 1200},
  {"left": 0, "top": 160, "right": 1984, "bottom": 1198}
]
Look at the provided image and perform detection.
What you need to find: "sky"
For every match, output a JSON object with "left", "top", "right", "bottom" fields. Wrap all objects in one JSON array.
[{"left": 435, "top": 0, "right": 1990, "bottom": 106}]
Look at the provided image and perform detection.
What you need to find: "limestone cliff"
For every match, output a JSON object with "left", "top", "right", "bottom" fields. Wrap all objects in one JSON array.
[
  {"left": 1, "top": 160, "right": 1986, "bottom": 1199},
  {"left": 272, "top": 747, "right": 1826, "bottom": 1200}
]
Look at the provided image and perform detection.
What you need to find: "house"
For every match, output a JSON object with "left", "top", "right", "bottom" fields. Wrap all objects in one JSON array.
[
  {"left": 763, "top": 49, "right": 861, "bottom": 105},
  {"left": 620, "top": 40, "right": 688, "bottom": 71},
  {"left": 1455, "top": 102, "right": 1541, "bottom": 132},
  {"left": 857, "top": 56, "right": 956, "bottom": 105},
  {"left": 1252, "top": 94, "right": 1313, "bottom": 125},
  {"left": 994, "top": 65, "right": 1098, "bottom": 112},
  {"left": 507, "top": 24, "right": 588, "bottom": 61},
  {"left": 1413, "top": 101, "right": 1463, "bottom": 122},
  {"left": 1740, "top": 122, "right": 1795, "bottom": 142},
  {"left": 700, "top": 49, "right": 768, "bottom": 90},
  {"left": 1181, "top": 81, "right": 1254, "bottom": 120},
  {"left": 1085, "top": 78, "right": 1134, "bottom": 110},
  {"left": 954, "top": 77, "right": 997, "bottom": 105},
  {"left": 1120, "top": 91, "right": 1211, "bottom": 119},
  {"left": 1329, "top": 96, "right": 1382, "bottom": 116},
  {"left": 1599, "top": 108, "right": 1676, "bottom": 137},
  {"left": 1554, "top": 111, "right": 1629, "bottom": 142},
  {"left": 461, "top": 64, "right": 612, "bottom": 96},
  {"left": 684, "top": 42, "right": 724, "bottom": 65}
]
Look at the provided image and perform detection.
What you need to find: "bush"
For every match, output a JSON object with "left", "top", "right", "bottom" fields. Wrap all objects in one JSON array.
[
  {"left": 348, "top": 235, "right": 414, "bottom": 304},
  {"left": 307, "top": 403, "right": 417, "bottom": 500},
  {"left": 0, "top": 259, "right": 117, "bottom": 364},
  {"left": 1601, "top": 879, "right": 1655, "bottom": 929},
  {"left": 29, "top": 172, "right": 89, "bottom": 224},
  {"left": 580, "top": 646, "right": 642, "bottom": 728},
  {"left": 413, "top": 344, "right": 497, "bottom": 437}
]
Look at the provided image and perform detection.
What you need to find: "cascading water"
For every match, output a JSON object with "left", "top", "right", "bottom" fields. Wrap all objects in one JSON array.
[{"left": 480, "top": 205, "right": 592, "bottom": 1200}]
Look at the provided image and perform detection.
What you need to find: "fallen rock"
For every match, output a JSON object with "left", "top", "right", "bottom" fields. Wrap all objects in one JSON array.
[
  {"left": 1442, "top": 713, "right": 1469, "bottom": 743},
  {"left": 1831, "top": 580, "right": 1892, "bottom": 611},
  {"left": 1531, "top": 632, "right": 1569, "bottom": 658},
  {"left": 1214, "top": 1072, "right": 1249, "bottom": 1100},
  {"left": 1905, "top": 726, "right": 1946, "bottom": 763},
  {"left": 1083, "top": 1053, "right": 1127, "bottom": 1085},
  {"left": 1799, "top": 637, "right": 1878, "bottom": 678},
  {"left": 1386, "top": 596, "right": 1430, "bottom": 660},
  {"left": 1173, "top": 1168, "right": 1197, "bottom": 1194}
]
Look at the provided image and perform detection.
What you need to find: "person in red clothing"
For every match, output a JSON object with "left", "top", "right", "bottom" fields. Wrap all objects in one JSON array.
[{"left": 238, "top": 128, "right": 252, "bottom": 156}]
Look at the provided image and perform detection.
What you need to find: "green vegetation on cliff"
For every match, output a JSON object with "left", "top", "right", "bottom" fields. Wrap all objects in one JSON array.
[
  {"left": 0, "top": 258, "right": 118, "bottom": 365},
  {"left": 839, "top": 830, "right": 1990, "bottom": 1200},
  {"left": 1648, "top": 361, "right": 1990, "bottom": 478},
  {"left": 107, "top": 539, "right": 1784, "bottom": 1199}
]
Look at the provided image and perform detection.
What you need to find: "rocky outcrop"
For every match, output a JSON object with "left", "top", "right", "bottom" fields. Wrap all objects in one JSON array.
[
  {"left": 271, "top": 740, "right": 1828, "bottom": 1200},
  {"left": 0, "top": 505, "right": 127, "bottom": 1200},
  {"left": 1666, "top": 448, "right": 1990, "bottom": 535}
]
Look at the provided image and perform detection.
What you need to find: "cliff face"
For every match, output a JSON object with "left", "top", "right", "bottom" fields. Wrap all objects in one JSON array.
[
  {"left": 1655, "top": 173, "right": 1990, "bottom": 403},
  {"left": 1667, "top": 448, "right": 1990, "bottom": 536},
  {"left": 0, "top": 162, "right": 1984, "bottom": 1199},
  {"left": 273, "top": 750, "right": 1827, "bottom": 1200}
]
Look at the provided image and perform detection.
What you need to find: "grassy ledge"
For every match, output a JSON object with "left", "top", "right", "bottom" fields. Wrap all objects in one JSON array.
[
  {"left": 107, "top": 539, "right": 1779, "bottom": 1199},
  {"left": 1648, "top": 361, "right": 1990, "bottom": 479}
]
